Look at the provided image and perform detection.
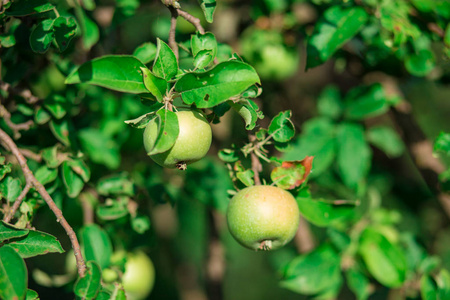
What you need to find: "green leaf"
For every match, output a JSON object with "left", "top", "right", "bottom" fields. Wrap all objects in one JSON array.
[
  {"left": 317, "top": 85, "right": 342, "bottom": 119},
  {"left": 359, "top": 228, "right": 407, "bottom": 287},
  {"left": 175, "top": 61, "right": 261, "bottom": 108},
  {"left": 346, "top": 268, "right": 371, "bottom": 300},
  {"left": 152, "top": 39, "right": 178, "bottom": 81},
  {"left": 34, "top": 107, "right": 51, "bottom": 125},
  {"left": 96, "top": 173, "right": 135, "bottom": 196},
  {"left": 0, "top": 163, "right": 12, "bottom": 181},
  {"left": 0, "top": 246, "right": 27, "bottom": 300},
  {"left": 405, "top": 49, "right": 436, "bottom": 77},
  {"left": 367, "top": 126, "right": 405, "bottom": 158},
  {"left": 229, "top": 100, "right": 261, "bottom": 130},
  {"left": 193, "top": 49, "right": 214, "bottom": 69},
  {"left": 421, "top": 274, "right": 438, "bottom": 300},
  {"left": 283, "top": 117, "right": 336, "bottom": 177},
  {"left": 131, "top": 214, "right": 151, "bottom": 234},
  {"left": 80, "top": 224, "right": 113, "bottom": 269},
  {"left": 49, "top": 119, "right": 71, "bottom": 146},
  {"left": 434, "top": 132, "right": 450, "bottom": 155},
  {"left": 296, "top": 188, "right": 355, "bottom": 227},
  {"left": 306, "top": 6, "right": 368, "bottom": 69},
  {"left": 96, "top": 197, "right": 129, "bottom": 221},
  {"left": 73, "top": 261, "right": 101, "bottom": 299},
  {"left": 281, "top": 244, "right": 341, "bottom": 295},
  {"left": 0, "top": 221, "right": 29, "bottom": 243},
  {"left": 29, "top": 19, "right": 54, "bottom": 54},
  {"left": 65, "top": 55, "right": 149, "bottom": 94},
  {"left": 0, "top": 177, "right": 22, "bottom": 203},
  {"left": 133, "top": 42, "right": 157, "bottom": 64},
  {"left": 78, "top": 128, "right": 121, "bottom": 170},
  {"left": 437, "top": 269, "right": 450, "bottom": 300},
  {"left": 75, "top": 6, "right": 99, "bottom": 51},
  {"left": 218, "top": 149, "right": 239, "bottom": 163},
  {"left": 197, "top": 0, "right": 216, "bottom": 23},
  {"left": 7, "top": 230, "right": 64, "bottom": 258},
  {"left": 336, "top": 123, "right": 372, "bottom": 189},
  {"left": 124, "top": 104, "right": 163, "bottom": 129},
  {"left": 44, "top": 94, "right": 68, "bottom": 119},
  {"left": 145, "top": 109, "right": 179, "bottom": 156},
  {"left": 191, "top": 32, "right": 218, "bottom": 59},
  {"left": 268, "top": 110, "right": 295, "bottom": 143},
  {"left": 41, "top": 146, "right": 61, "bottom": 168},
  {"left": 53, "top": 16, "right": 77, "bottom": 52},
  {"left": 62, "top": 160, "right": 85, "bottom": 198},
  {"left": 35, "top": 165, "right": 58, "bottom": 186},
  {"left": 6, "top": 0, "right": 54, "bottom": 16},
  {"left": 26, "top": 289, "right": 39, "bottom": 300},
  {"left": 0, "top": 34, "right": 16, "bottom": 48},
  {"left": 344, "top": 84, "right": 389, "bottom": 120},
  {"left": 141, "top": 67, "right": 167, "bottom": 102},
  {"left": 236, "top": 170, "right": 254, "bottom": 187}
]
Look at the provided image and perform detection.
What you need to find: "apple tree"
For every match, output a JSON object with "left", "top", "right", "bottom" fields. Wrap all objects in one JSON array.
[{"left": 1, "top": 0, "right": 450, "bottom": 299}]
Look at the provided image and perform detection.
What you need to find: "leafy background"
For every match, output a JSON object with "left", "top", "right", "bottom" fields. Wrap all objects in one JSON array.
[{"left": 0, "top": 0, "right": 450, "bottom": 299}]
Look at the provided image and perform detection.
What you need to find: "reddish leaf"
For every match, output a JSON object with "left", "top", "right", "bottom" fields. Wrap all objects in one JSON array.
[{"left": 271, "top": 156, "right": 314, "bottom": 190}]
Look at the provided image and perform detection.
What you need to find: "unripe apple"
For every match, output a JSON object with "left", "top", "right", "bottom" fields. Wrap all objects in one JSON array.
[
  {"left": 226, "top": 185, "right": 300, "bottom": 251},
  {"left": 143, "top": 110, "right": 212, "bottom": 169},
  {"left": 122, "top": 251, "right": 155, "bottom": 300}
]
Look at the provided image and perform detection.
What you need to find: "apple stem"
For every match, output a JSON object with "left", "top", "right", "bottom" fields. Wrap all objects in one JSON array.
[
  {"left": 259, "top": 240, "right": 272, "bottom": 251},
  {"left": 176, "top": 162, "right": 187, "bottom": 170}
]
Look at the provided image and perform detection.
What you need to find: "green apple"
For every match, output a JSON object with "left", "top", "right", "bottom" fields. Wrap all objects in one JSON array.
[
  {"left": 122, "top": 251, "right": 155, "bottom": 300},
  {"left": 226, "top": 185, "right": 300, "bottom": 251},
  {"left": 143, "top": 110, "right": 212, "bottom": 169}
]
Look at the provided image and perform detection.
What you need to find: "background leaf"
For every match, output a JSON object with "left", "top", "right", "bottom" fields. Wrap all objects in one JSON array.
[
  {"left": 0, "top": 245, "right": 28, "bottom": 300},
  {"left": 306, "top": 6, "right": 368, "bottom": 69},
  {"left": 80, "top": 224, "right": 113, "bottom": 270},
  {"left": 65, "top": 56, "right": 149, "bottom": 94}
]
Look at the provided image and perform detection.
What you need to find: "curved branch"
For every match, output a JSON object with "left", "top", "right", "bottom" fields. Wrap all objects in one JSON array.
[
  {"left": 3, "top": 182, "right": 32, "bottom": 223},
  {"left": 0, "top": 128, "right": 86, "bottom": 277},
  {"left": 168, "top": 6, "right": 179, "bottom": 60},
  {"left": 0, "top": 104, "right": 34, "bottom": 139},
  {"left": 176, "top": 9, "right": 205, "bottom": 34},
  {"left": 248, "top": 134, "right": 262, "bottom": 185}
]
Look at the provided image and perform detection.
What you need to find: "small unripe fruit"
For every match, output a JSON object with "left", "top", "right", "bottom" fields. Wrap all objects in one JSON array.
[
  {"left": 143, "top": 110, "right": 212, "bottom": 169},
  {"left": 122, "top": 251, "right": 155, "bottom": 300},
  {"left": 226, "top": 185, "right": 300, "bottom": 251}
]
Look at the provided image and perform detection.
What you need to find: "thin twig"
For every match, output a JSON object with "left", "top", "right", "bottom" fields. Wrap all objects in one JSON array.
[
  {"left": 176, "top": 9, "right": 205, "bottom": 34},
  {"left": 0, "top": 128, "right": 86, "bottom": 277},
  {"left": 365, "top": 73, "right": 450, "bottom": 219},
  {"left": 168, "top": 6, "right": 179, "bottom": 60},
  {"left": 248, "top": 134, "right": 262, "bottom": 185},
  {"left": 0, "top": 140, "right": 42, "bottom": 162},
  {"left": 1, "top": 82, "right": 39, "bottom": 104},
  {"left": 3, "top": 182, "right": 32, "bottom": 223},
  {"left": 0, "top": 104, "right": 34, "bottom": 139}
]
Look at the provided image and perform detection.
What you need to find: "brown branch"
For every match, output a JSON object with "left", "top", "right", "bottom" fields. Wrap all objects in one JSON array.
[
  {"left": 248, "top": 134, "right": 262, "bottom": 185},
  {"left": 79, "top": 192, "right": 94, "bottom": 225},
  {"left": 427, "top": 23, "right": 445, "bottom": 38},
  {"left": 3, "top": 182, "right": 32, "bottom": 223},
  {"left": 1, "top": 82, "right": 39, "bottom": 104},
  {"left": 0, "top": 104, "right": 34, "bottom": 139},
  {"left": 176, "top": 9, "right": 205, "bottom": 34},
  {"left": 294, "top": 215, "right": 315, "bottom": 254},
  {"left": 365, "top": 73, "right": 450, "bottom": 218},
  {"left": 168, "top": 6, "right": 179, "bottom": 60},
  {"left": 206, "top": 210, "right": 224, "bottom": 300},
  {"left": 0, "top": 128, "right": 86, "bottom": 277},
  {"left": 18, "top": 148, "right": 42, "bottom": 162}
]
